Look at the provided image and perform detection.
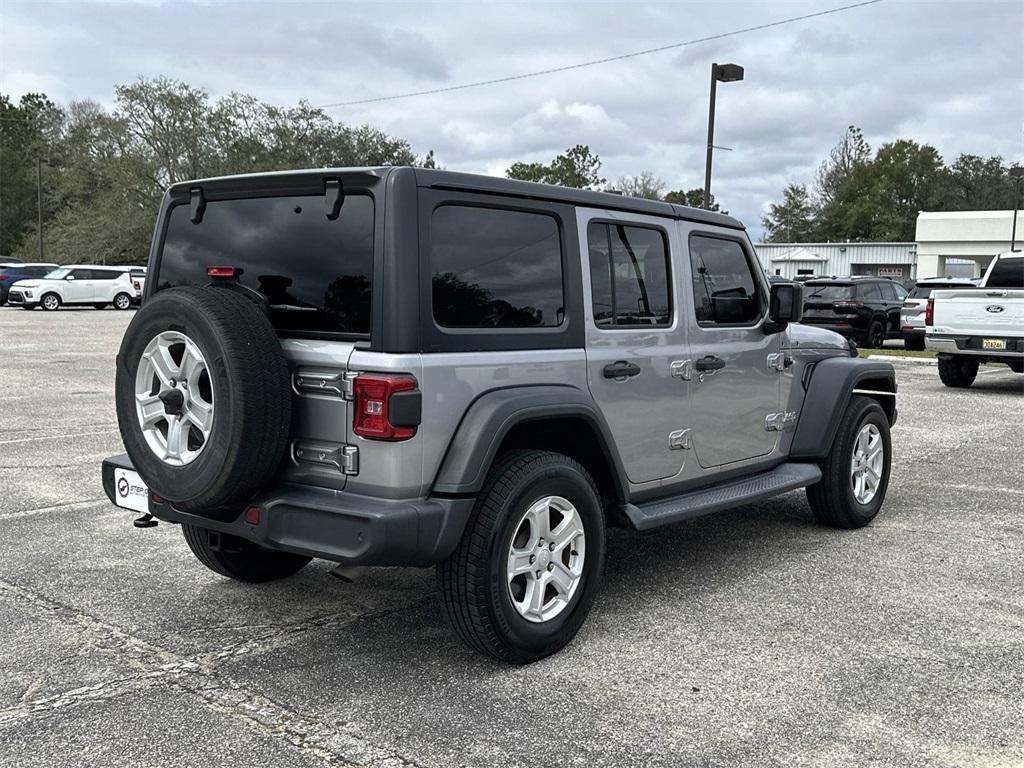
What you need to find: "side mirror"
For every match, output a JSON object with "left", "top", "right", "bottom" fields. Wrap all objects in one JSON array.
[
  {"left": 764, "top": 281, "right": 803, "bottom": 334},
  {"left": 65, "top": 275, "right": 75, "bottom": 281}
]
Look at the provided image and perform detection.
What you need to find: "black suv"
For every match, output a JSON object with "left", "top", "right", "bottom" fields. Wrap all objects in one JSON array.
[{"left": 801, "top": 277, "right": 909, "bottom": 348}]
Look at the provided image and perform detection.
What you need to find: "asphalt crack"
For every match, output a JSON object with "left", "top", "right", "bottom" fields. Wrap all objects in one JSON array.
[{"left": 0, "top": 578, "right": 433, "bottom": 768}]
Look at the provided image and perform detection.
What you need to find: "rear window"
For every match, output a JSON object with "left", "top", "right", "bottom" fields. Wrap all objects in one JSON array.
[
  {"left": 987, "top": 257, "right": 1024, "bottom": 288},
  {"left": 908, "top": 282, "right": 974, "bottom": 299},
  {"left": 430, "top": 205, "right": 563, "bottom": 328},
  {"left": 805, "top": 283, "right": 854, "bottom": 300},
  {"left": 156, "top": 194, "right": 374, "bottom": 336}
]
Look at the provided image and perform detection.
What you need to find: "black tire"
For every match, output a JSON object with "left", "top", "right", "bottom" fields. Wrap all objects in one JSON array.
[
  {"left": 863, "top": 319, "right": 885, "bottom": 349},
  {"left": 1008, "top": 360, "right": 1023, "bottom": 374},
  {"left": 807, "top": 395, "right": 891, "bottom": 529},
  {"left": 115, "top": 286, "right": 291, "bottom": 511},
  {"left": 40, "top": 293, "right": 61, "bottom": 311},
  {"left": 113, "top": 292, "right": 133, "bottom": 310},
  {"left": 181, "top": 524, "right": 310, "bottom": 583},
  {"left": 437, "top": 450, "right": 606, "bottom": 664},
  {"left": 21, "top": 305, "right": 34, "bottom": 311},
  {"left": 904, "top": 336, "right": 925, "bottom": 351},
  {"left": 937, "top": 356, "right": 978, "bottom": 388}
]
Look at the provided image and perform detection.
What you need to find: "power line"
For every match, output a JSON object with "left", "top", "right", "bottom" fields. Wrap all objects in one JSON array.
[{"left": 316, "top": 0, "right": 883, "bottom": 109}]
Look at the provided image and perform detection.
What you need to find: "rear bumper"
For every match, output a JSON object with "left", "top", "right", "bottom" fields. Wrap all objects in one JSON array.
[
  {"left": 101, "top": 454, "right": 474, "bottom": 567},
  {"left": 926, "top": 334, "right": 1024, "bottom": 358}
]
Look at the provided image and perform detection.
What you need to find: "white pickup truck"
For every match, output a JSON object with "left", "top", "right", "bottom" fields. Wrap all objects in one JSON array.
[{"left": 926, "top": 252, "right": 1024, "bottom": 387}]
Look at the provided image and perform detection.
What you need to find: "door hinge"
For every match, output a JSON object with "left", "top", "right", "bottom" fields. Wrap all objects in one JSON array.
[
  {"left": 670, "top": 359, "right": 692, "bottom": 381},
  {"left": 767, "top": 352, "right": 792, "bottom": 372},
  {"left": 669, "top": 428, "right": 692, "bottom": 450},
  {"left": 293, "top": 369, "right": 360, "bottom": 400},
  {"left": 291, "top": 441, "right": 359, "bottom": 475}
]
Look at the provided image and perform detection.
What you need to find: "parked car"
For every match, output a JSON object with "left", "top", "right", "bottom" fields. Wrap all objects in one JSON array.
[
  {"left": 8, "top": 265, "right": 139, "bottom": 311},
  {"left": 101, "top": 167, "right": 897, "bottom": 663},
  {"left": 801, "top": 276, "right": 909, "bottom": 348},
  {"left": 926, "top": 252, "right": 1024, "bottom": 386},
  {"left": 901, "top": 277, "right": 978, "bottom": 350},
  {"left": 0, "top": 262, "right": 58, "bottom": 305},
  {"left": 0, "top": 257, "right": 24, "bottom": 264}
]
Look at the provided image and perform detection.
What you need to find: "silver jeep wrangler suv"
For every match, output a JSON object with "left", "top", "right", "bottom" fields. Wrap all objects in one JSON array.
[{"left": 102, "top": 167, "right": 897, "bottom": 663}]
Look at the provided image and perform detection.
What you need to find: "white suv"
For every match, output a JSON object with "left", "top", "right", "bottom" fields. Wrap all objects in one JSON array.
[{"left": 8, "top": 265, "right": 138, "bottom": 311}]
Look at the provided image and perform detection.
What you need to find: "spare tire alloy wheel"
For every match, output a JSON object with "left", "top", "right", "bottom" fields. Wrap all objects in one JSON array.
[
  {"left": 507, "top": 495, "right": 586, "bottom": 623},
  {"left": 115, "top": 287, "right": 291, "bottom": 512},
  {"left": 135, "top": 330, "right": 214, "bottom": 466}
]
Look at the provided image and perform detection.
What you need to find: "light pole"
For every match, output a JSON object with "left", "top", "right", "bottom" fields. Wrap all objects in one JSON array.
[
  {"left": 703, "top": 62, "right": 744, "bottom": 210},
  {"left": 35, "top": 156, "right": 62, "bottom": 261}
]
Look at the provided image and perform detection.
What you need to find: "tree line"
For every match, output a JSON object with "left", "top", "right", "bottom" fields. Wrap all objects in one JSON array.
[{"left": 761, "top": 126, "right": 1019, "bottom": 243}]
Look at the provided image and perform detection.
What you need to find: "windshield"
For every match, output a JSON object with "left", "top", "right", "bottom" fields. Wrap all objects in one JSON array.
[
  {"left": 156, "top": 194, "right": 374, "bottom": 336},
  {"left": 44, "top": 268, "right": 71, "bottom": 279},
  {"left": 804, "top": 284, "right": 855, "bottom": 300}
]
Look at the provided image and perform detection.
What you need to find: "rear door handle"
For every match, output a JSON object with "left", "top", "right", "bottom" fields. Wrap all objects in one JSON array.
[
  {"left": 694, "top": 355, "right": 726, "bottom": 372},
  {"left": 603, "top": 360, "right": 641, "bottom": 379}
]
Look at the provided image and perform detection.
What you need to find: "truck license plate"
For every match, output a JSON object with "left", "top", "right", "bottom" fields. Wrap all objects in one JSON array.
[
  {"left": 982, "top": 339, "right": 1006, "bottom": 350},
  {"left": 113, "top": 468, "right": 150, "bottom": 513}
]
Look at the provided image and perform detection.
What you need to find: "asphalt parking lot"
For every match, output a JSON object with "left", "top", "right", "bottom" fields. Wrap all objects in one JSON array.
[{"left": 0, "top": 306, "right": 1021, "bottom": 768}]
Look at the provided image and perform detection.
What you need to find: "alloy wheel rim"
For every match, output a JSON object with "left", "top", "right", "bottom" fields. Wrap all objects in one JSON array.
[
  {"left": 850, "top": 423, "right": 884, "bottom": 504},
  {"left": 134, "top": 330, "right": 215, "bottom": 466},
  {"left": 43, "top": 295, "right": 58, "bottom": 310},
  {"left": 506, "top": 495, "right": 586, "bottom": 623},
  {"left": 116, "top": 294, "right": 130, "bottom": 309}
]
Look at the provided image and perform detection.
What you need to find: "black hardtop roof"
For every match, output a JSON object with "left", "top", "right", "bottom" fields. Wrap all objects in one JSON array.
[{"left": 168, "top": 166, "right": 745, "bottom": 231}]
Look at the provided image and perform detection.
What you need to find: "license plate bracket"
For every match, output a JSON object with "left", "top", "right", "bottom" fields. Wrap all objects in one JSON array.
[{"left": 982, "top": 338, "right": 1006, "bottom": 350}]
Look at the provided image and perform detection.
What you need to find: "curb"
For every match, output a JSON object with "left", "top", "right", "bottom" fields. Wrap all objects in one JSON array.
[{"left": 866, "top": 354, "right": 937, "bottom": 365}]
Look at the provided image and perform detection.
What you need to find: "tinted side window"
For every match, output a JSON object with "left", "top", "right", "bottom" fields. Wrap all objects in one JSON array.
[
  {"left": 587, "top": 222, "right": 671, "bottom": 327},
  {"left": 689, "top": 235, "right": 762, "bottom": 325},
  {"left": 860, "top": 282, "right": 883, "bottom": 300},
  {"left": 987, "top": 257, "right": 1024, "bottom": 288},
  {"left": 879, "top": 282, "right": 898, "bottom": 301},
  {"left": 431, "top": 205, "right": 563, "bottom": 328},
  {"left": 93, "top": 270, "right": 120, "bottom": 281},
  {"left": 71, "top": 269, "right": 92, "bottom": 280}
]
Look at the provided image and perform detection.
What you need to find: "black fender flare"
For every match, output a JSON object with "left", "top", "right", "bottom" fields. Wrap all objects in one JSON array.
[
  {"left": 431, "top": 385, "right": 629, "bottom": 501},
  {"left": 789, "top": 357, "right": 897, "bottom": 459}
]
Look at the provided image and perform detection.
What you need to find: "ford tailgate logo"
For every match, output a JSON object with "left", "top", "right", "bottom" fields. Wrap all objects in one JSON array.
[{"left": 985, "top": 305, "right": 1005, "bottom": 313}]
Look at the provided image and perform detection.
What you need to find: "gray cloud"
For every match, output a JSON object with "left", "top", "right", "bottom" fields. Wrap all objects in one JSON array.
[{"left": 3, "top": 0, "right": 1021, "bottom": 238}]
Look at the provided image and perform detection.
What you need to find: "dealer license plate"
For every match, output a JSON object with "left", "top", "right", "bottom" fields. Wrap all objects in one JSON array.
[
  {"left": 982, "top": 338, "right": 1006, "bottom": 350},
  {"left": 113, "top": 468, "right": 150, "bottom": 513}
]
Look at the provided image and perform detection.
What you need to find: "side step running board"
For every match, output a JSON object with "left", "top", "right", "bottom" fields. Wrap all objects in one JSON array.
[{"left": 622, "top": 462, "right": 822, "bottom": 532}]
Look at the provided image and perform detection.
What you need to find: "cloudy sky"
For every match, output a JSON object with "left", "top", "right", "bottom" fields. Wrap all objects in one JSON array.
[{"left": 3, "top": 0, "right": 1022, "bottom": 237}]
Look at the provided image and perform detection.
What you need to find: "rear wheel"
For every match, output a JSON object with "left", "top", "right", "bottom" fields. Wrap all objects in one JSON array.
[
  {"left": 864, "top": 319, "right": 885, "bottom": 349},
  {"left": 41, "top": 293, "right": 61, "bottom": 311},
  {"left": 937, "top": 356, "right": 978, "bottom": 388},
  {"left": 182, "top": 525, "right": 310, "bottom": 582},
  {"left": 807, "top": 395, "right": 891, "bottom": 529},
  {"left": 437, "top": 450, "right": 606, "bottom": 663},
  {"left": 113, "top": 292, "right": 133, "bottom": 310}
]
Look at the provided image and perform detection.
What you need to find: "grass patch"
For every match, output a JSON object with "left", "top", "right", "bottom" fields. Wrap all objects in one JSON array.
[{"left": 857, "top": 347, "right": 936, "bottom": 359}]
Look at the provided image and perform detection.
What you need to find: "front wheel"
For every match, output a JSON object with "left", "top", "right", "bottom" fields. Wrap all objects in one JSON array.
[
  {"left": 937, "top": 356, "right": 978, "bottom": 388},
  {"left": 437, "top": 450, "right": 606, "bottom": 663},
  {"left": 40, "top": 293, "right": 61, "bottom": 311},
  {"left": 182, "top": 525, "right": 311, "bottom": 583},
  {"left": 807, "top": 395, "right": 891, "bottom": 529}
]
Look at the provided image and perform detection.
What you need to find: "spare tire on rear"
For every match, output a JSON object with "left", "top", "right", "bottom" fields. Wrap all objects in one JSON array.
[{"left": 115, "top": 286, "right": 291, "bottom": 512}]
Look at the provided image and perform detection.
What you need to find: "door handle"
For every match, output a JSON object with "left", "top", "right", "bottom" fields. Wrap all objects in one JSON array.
[
  {"left": 694, "top": 355, "right": 726, "bottom": 372},
  {"left": 603, "top": 360, "right": 641, "bottom": 379}
]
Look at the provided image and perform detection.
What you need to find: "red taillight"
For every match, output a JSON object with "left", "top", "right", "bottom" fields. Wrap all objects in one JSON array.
[
  {"left": 352, "top": 374, "right": 417, "bottom": 441},
  {"left": 244, "top": 506, "right": 261, "bottom": 525},
  {"left": 207, "top": 266, "right": 237, "bottom": 277},
  {"left": 925, "top": 298, "right": 934, "bottom": 326},
  {"left": 133, "top": 280, "right": 141, "bottom": 290},
  {"left": 0, "top": 275, "right": 9, "bottom": 282}
]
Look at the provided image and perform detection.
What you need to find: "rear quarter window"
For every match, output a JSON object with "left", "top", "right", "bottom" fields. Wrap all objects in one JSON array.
[
  {"left": 805, "top": 284, "right": 855, "bottom": 300},
  {"left": 430, "top": 205, "right": 564, "bottom": 328},
  {"left": 156, "top": 194, "right": 374, "bottom": 336},
  {"left": 987, "top": 257, "right": 1024, "bottom": 288}
]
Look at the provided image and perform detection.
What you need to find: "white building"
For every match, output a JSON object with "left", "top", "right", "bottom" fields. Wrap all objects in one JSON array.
[
  {"left": 915, "top": 210, "right": 1020, "bottom": 279},
  {"left": 754, "top": 241, "right": 977, "bottom": 281}
]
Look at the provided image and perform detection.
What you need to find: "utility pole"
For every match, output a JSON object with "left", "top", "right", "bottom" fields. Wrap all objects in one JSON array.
[
  {"left": 37, "top": 157, "right": 44, "bottom": 261},
  {"left": 1010, "top": 167, "right": 1023, "bottom": 252},
  {"left": 703, "top": 62, "right": 744, "bottom": 210}
]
